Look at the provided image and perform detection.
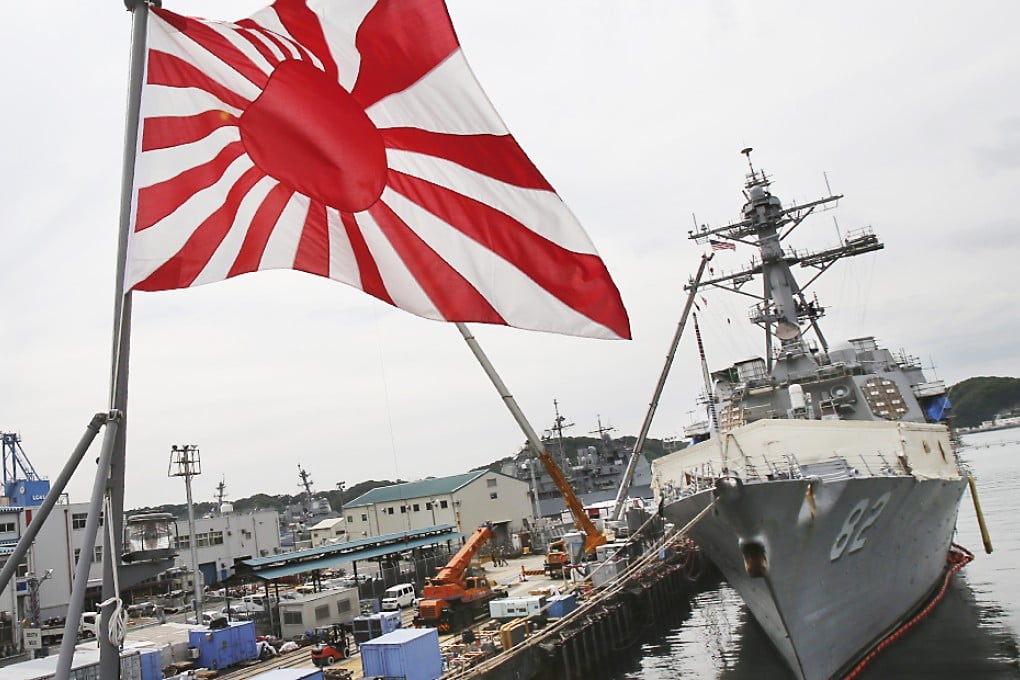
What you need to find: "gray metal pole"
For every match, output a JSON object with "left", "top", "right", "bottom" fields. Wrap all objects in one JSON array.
[
  {"left": 54, "top": 416, "right": 122, "bottom": 679},
  {"left": 0, "top": 413, "right": 107, "bottom": 595},
  {"left": 96, "top": 1, "right": 149, "bottom": 677},
  {"left": 610, "top": 253, "right": 713, "bottom": 521},
  {"left": 185, "top": 471, "right": 203, "bottom": 621},
  {"left": 454, "top": 323, "right": 546, "bottom": 455}
]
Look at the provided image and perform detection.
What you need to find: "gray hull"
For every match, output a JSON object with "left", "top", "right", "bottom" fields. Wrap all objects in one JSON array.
[{"left": 662, "top": 474, "right": 966, "bottom": 680}]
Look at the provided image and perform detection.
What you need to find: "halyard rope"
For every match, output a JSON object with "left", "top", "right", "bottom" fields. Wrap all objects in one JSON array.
[{"left": 101, "top": 494, "right": 128, "bottom": 647}]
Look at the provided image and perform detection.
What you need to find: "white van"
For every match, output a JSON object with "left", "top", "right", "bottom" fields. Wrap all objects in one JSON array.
[{"left": 381, "top": 583, "right": 415, "bottom": 611}]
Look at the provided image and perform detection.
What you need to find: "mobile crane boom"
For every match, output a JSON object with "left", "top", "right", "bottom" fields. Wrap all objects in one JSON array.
[
  {"left": 454, "top": 323, "right": 605, "bottom": 553},
  {"left": 429, "top": 523, "right": 492, "bottom": 588},
  {"left": 414, "top": 523, "right": 505, "bottom": 632},
  {"left": 534, "top": 444, "right": 606, "bottom": 554}
]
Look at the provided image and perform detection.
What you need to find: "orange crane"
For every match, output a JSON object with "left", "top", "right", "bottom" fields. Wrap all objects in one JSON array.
[
  {"left": 451, "top": 325, "right": 605, "bottom": 576},
  {"left": 413, "top": 524, "right": 507, "bottom": 632},
  {"left": 536, "top": 445, "right": 607, "bottom": 577}
]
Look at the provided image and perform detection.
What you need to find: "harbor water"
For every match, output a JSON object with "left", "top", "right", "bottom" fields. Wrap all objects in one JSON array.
[{"left": 599, "top": 428, "right": 1020, "bottom": 679}]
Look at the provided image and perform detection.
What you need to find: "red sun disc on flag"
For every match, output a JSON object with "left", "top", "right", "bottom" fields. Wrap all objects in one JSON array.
[{"left": 240, "top": 60, "right": 387, "bottom": 212}]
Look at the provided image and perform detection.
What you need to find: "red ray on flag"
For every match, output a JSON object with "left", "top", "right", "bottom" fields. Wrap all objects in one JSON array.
[{"left": 127, "top": 0, "right": 630, "bottom": 340}]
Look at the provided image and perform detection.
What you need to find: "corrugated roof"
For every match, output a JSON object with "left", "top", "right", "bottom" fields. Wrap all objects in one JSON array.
[
  {"left": 240, "top": 525, "right": 462, "bottom": 581},
  {"left": 244, "top": 525, "right": 458, "bottom": 568},
  {"left": 345, "top": 471, "right": 487, "bottom": 507},
  {"left": 252, "top": 532, "right": 463, "bottom": 581}
]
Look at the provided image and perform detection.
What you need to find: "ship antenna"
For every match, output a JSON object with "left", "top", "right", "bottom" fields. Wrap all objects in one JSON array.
[{"left": 741, "top": 146, "right": 756, "bottom": 175}]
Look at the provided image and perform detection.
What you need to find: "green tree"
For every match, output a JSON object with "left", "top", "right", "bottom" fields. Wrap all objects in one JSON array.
[{"left": 949, "top": 376, "right": 1020, "bottom": 427}]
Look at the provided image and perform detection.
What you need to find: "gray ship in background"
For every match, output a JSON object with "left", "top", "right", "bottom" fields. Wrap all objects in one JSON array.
[
  {"left": 502, "top": 403, "right": 655, "bottom": 519},
  {"left": 651, "top": 150, "right": 967, "bottom": 680}
]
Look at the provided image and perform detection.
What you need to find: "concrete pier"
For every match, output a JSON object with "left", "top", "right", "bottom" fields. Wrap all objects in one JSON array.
[{"left": 448, "top": 530, "right": 706, "bottom": 679}]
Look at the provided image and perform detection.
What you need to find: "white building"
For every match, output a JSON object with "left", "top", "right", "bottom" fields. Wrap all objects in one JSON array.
[
  {"left": 344, "top": 471, "right": 533, "bottom": 546},
  {"left": 169, "top": 508, "right": 282, "bottom": 587},
  {"left": 309, "top": 517, "right": 346, "bottom": 546},
  {"left": 277, "top": 587, "right": 359, "bottom": 640},
  {"left": 0, "top": 494, "right": 281, "bottom": 659}
]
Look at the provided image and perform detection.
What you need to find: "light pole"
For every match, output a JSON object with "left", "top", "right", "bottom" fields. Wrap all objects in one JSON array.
[
  {"left": 429, "top": 498, "right": 438, "bottom": 527},
  {"left": 336, "top": 481, "right": 346, "bottom": 540},
  {"left": 169, "top": 444, "right": 203, "bottom": 623},
  {"left": 26, "top": 569, "right": 52, "bottom": 658}
]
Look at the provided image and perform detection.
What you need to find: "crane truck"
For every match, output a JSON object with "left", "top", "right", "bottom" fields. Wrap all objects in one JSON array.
[
  {"left": 413, "top": 524, "right": 507, "bottom": 633},
  {"left": 536, "top": 444, "right": 608, "bottom": 578}
]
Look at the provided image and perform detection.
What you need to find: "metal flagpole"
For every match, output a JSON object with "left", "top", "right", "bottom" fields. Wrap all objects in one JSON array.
[
  {"left": 57, "top": 2, "right": 149, "bottom": 678},
  {"left": 454, "top": 323, "right": 548, "bottom": 458},
  {"left": 610, "top": 253, "right": 714, "bottom": 521}
]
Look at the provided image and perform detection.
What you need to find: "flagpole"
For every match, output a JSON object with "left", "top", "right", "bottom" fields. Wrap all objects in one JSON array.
[
  {"left": 454, "top": 323, "right": 604, "bottom": 548},
  {"left": 62, "top": 2, "right": 150, "bottom": 679},
  {"left": 454, "top": 323, "right": 547, "bottom": 457}
]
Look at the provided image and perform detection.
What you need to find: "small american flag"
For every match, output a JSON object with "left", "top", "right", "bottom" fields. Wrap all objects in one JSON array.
[{"left": 710, "top": 239, "right": 736, "bottom": 251}]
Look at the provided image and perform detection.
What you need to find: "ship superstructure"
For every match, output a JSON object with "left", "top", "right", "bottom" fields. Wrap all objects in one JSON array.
[
  {"left": 651, "top": 151, "right": 966, "bottom": 680},
  {"left": 502, "top": 405, "right": 654, "bottom": 519}
]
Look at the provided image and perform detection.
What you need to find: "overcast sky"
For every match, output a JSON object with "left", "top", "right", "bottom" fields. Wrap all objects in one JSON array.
[{"left": 1, "top": 1, "right": 1017, "bottom": 510}]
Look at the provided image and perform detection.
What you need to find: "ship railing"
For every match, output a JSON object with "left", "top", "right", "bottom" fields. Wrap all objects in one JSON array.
[
  {"left": 669, "top": 445, "right": 919, "bottom": 499},
  {"left": 800, "top": 456, "right": 858, "bottom": 482},
  {"left": 875, "top": 452, "right": 898, "bottom": 476},
  {"left": 783, "top": 453, "right": 804, "bottom": 479},
  {"left": 891, "top": 350, "right": 922, "bottom": 370},
  {"left": 761, "top": 454, "right": 782, "bottom": 479},
  {"left": 857, "top": 454, "right": 875, "bottom": 476}
]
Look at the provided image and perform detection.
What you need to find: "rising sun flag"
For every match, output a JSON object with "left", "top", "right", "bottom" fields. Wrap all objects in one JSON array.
[{"left": 127, "top": 0, "right": 631, "bottom": 340}]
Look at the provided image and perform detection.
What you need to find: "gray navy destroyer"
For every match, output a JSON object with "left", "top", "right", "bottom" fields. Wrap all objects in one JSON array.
[
  {"left": 651, "top": 150, "right": 967, "bottom": 680},
  {"left": 503, "top": 403, "right": 655, "bottom": 519}
]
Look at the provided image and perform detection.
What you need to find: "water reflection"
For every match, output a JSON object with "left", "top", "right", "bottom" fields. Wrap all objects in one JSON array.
[
  {"left": 594, "top": 430, "right": 1020, "bottom": 679},
  {"left": 595, "top": 575, "right": 1019, "bottom": 679}
]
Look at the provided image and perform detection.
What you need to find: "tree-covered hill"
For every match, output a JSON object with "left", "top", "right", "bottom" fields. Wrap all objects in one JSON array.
[
  {"left": 949, "top": 376, "right": 1020, "bottom": 428},
  {"left": 130, "top": 478, "right": 399, "bottom": 521}
]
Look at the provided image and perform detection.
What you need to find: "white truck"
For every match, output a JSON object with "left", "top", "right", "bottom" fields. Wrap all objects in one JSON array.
[{"left": 37, "top": 612, "right": 99, "bottom": 646}]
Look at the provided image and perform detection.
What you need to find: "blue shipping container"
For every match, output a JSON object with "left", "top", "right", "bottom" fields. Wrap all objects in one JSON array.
[
  {"left": 138, "top": 647, "right": 163, "bottom": 680},
  {"left": 546, "top": 593, "right": 579, "bottom": 619},
  {"left": 361, "top": 627, "right": 442, "bottom": 680},
  {"left": 189, "top": 620, "right": 257, "bottom": 670}
]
